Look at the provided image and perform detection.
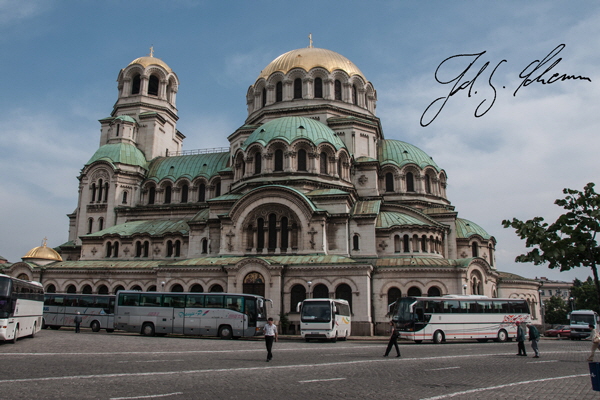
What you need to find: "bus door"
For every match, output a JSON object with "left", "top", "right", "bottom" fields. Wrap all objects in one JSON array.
[{"left": 164, "top": 294, "right": 185, "bottom": 335}]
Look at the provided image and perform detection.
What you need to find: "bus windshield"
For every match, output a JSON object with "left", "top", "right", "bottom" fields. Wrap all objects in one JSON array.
[
  {"left": 301, "top": 301, "right": 331, "bottom": 322},
  {"left": 572, "top": 314, "right": 595, "bottom": 325},
  {"left": 393, "top": 298, "right": 416, "bottom": 323},
  {"left": 0, "top": 278, "right": 12, "bottom": 318}
]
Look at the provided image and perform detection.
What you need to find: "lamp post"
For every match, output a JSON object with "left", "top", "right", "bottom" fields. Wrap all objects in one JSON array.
[
  {"left": 463, "top": 284, "right": 467, "bottom": 295},
  {"left": 569, "top": 296, "right": 574, "bottom": 311},
  {"left": 307, "top": 281, "right": 312, "bottom": 299},
  {"left": 539, "top": 289, "right": 545, "bottom": 331}
]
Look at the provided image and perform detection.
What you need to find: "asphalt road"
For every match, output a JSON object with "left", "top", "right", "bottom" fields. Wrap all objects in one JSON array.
[{"left": 0, "top": 329, "right": 596, "bottom": 400}]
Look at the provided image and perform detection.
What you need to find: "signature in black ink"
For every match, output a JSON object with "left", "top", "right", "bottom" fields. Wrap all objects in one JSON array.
[{"left": 420, "top": 44, "right": 592, "bottom": 127}]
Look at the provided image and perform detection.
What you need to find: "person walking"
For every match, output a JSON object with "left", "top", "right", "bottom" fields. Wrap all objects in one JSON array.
[
  {"left": 587, "top": 324, "right": 600, "bottom": 362},
  {"left": 74, "top": 312, "right": 82, "bottom": 333},
  {"left": 263, "top": 317, "right": 278, "bottom": 362},
  {"left": 528, "top": 322, "right": 540, "bottom": 358},
  {"left": 383, "top": 321, "right": 401, "bottom": 358},
  {"left": 516, "top": 321, "right": 527, "bottom": 356}
]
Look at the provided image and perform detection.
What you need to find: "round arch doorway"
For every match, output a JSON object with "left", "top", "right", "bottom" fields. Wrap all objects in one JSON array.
[{"left": 243, "top": 272, "right": 265, "bottom": 297}]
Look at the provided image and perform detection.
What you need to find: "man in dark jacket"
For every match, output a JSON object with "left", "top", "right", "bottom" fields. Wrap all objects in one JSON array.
[
  {"left": 516, "top": 321, "right": 527, "bottom": 356},
  {"left": 528, "top": 323, "right": 540, "bottom": 358}
]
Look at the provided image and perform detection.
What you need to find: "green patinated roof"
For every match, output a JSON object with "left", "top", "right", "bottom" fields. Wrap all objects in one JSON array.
[
  {"left": 242, "top": 116, "right": 346, "bottom": 151},
  {"left": 46, "top": 260, "right": 164, "bottom": 270},
  {"left": 86, "top": 143, "right": 148, "bottom": 169},
  {"left": 84, "top": 219, "right": 189, "bottom": 238},
  {"left": 241, "top": 185, "right": 319, "bottom": 213},
  {"left": 190, "top": 208, "right": 210, "bottom": 222},
  {"left": 146, "top": 152, "right": 229, "bottom": 182},
  {"left": 352, "top": 200, "right": 381, "bottom": 215},
  {"left": 306, "top": 189, "right": 349, "bottom": 197},
  {"left": 376, "top": 257, "right": 472, "bottom": 268},
  {"left": 114, "top": 115, "right": 137, "bottom": 123},
  {"left": 355, "top": 156, "right": 378, "bottom": 163},
  {"left": 378, "top": 139, "right": 440, "bottom": 171},
  {"left": 208, "top": 193, "right": 244, "bottom": 202},
  {"left": 172, "top": 254, "right": 359, "bottom": 267},
  {"left": 455, "top": 218, "right": 491, "bottom": 240},
  {"left": 498, "top": 271, "right": 535, "bottom": 281},
  {"left": 376, "top": 211, "right": 431, "bottom": 229}
]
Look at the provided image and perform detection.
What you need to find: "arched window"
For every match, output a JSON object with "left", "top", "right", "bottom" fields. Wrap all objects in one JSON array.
[
  {"left": 276, "top": 81, "right": 283, "bottom": 102},
  {"left": 91, "top": 183, "right": 97, "bottom": 202},
  {"left": 214, "top": 180, "right": 221, "bottom": 197},
  {"left": 290, "top": 284, "right": 306, "bottom": 312},
  {"left": 82, "top": 285, "right": 93, "bottom": 294},
  {"left": 164, "top": 186, "right": 172, "bottom": 204},
  {"left": 406, "top": 172, "right": 415, "bottom": 192},
  {"left": 46, "top": 284, "right": 56, "bottom": 293},
  {"left": 334, "top": 80, "right": 342, "bottom": 100},
  {"left": 472, "top": 242, "right": 479, "bottom": 257},
  {"left": 170, "top": 284, "right": 184, "bottom": 292},
  {"left": 130, "top": 285, "right": 142, "bottom": 291},
  {"left": 143, "top": 241, "right": 149, "bottom": 258},
  {"left": 257, "top": 218, "right": 265, "bottom": 251},
  {"left": 425, "top": 174, "right": 432, "bottom": 194},
  {"left": 174, "top": 240, "right": 181, "bottom": 257},
  {"left": 320, "top": 152, "right": 328, "bottom": 174},
  {"left": 113, "top": 285, "right": 125, "bottom": 295},
  {"left": 167, "top": 240, "right": 173, "bottom": 257},
  {"left": 262, "top": 88, "right": 267, "bottom": 107},
  {"left": 489, "top": 244, "right": 494, "bottom": 267},
  {"left": 198, "top": 183, "right": 206, "bottom": 202},
  {"left": 98, "top": 285, "right": 109, "bottom": 295},
  {"left": 66, "top": 284, "right": 77, "bottom": 294},
  {"left": 293, "top": 78, "right": 302, "bottom": 99},
  {"left": 403, "top": 235, "right": 410, "bottom": 252},
  {"left": 385, "top": 172, "right": 394, "bottom": 192},
  {"left": 210, "top": 284, "right": 224, "bottom": 293},
  {"left": 181, "top": 185, "right": 188, "bottom": 203},
  {"left": 353, "top": 234, "right": 360, "bottom": 251},
  {"left": 281, "top": 217, "right": 289, "bottom": 250},
  {"left": 254, "top": 152, "right": 262, "bottom": 174},
  {"left": 313, "top": 284, "right": 329, "bottom": 299},
  {"left": 387, "top": 287, "right": 401, "bottom": 307},
  {"left": 98, "top": 217, "right": 104, "bottom": 231},
  {"left": 428, "top": 286, "right": 441, "bottom": 297},
  {"left": 113, "top": 242, "right": 119, "bottom": 257},
  {"left": 148, "top": 285, "right": 157, "bottom": 292},
  {"left": 135, "top": 241, "right": 142, "bottom": 257},
  {"left": 201, "top": 238, "right": 208, "bottom": 254},
  {"left": 297, "top": 149, "right": 307, "bottom": 171},
  {"left": 190, "top": 284, "right": 203, "bottom": 293},
  {"left": 268, "top": 213, "right": 277, "bottom": 250},
  {"left": 97, "top": 179, "right": 104, "bottom": 202},
  {"left": 106, "top": 242, "right": 112, "bottom": 258},
  {"left": 407, "top": 286, "right": 422, "bottom": 297},
  {"left": 88, "top": 218, "right": 93, "bottom": 234},
  {"left": 122, "top": 191, "right": 128, "bottom": 204},
  {"left": 148, "top": 187, "right": 156, "bottom": 205},
  {"left": 243, "top": 272, "right": 265, "bottom": 297},
  {"left": 335, "top": 284, "right": 353, "bottom": 311},
  {"left": 103, "top": 182, "right": 109, "bottom": 202},
  {"left": 352, "top": 84, "right": 357, "bottom": 105},
  {"left": 148, "top": 75, "right": 159, "bottom": 96},
  {"left": 394, "top": 235, "right": 401, "bottom": 253},
  {"left": 131, "top": 74, "right": 141, "bottom": 95},
  {"left": 421, "top": 235, "right": 427, "bottom": 252},
  {"left": 314, "top": 77, "right": 323, "bottom": 98},
  {"left": 274, "top": 149, "right": 283, "bottom": 172}
]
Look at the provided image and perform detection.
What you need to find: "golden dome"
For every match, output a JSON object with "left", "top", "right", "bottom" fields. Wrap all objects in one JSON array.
[
  {"left": 22, "top": 241, "right": 63, "bottom": 262},
  {"left": 258, "top": 47, "right": 366, "bottom": 81},
  {"left": 128, "top": 56, "right": 172, "bottom": 73}
]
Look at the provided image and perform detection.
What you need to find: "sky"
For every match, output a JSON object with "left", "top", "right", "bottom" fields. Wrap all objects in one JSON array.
[{"left": 1, "top": 1, "right": 599, "bottom": 284}]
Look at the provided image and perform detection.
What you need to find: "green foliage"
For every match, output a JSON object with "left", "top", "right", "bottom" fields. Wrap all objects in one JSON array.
[
  {"left": 279, "top": 312, "right": 290, "bottom": 330},
  {"left": 544, "top": 296, "right": 569, "bottom": 325},
  {"left": 571, "top": 277, "right": 600, "bottom": 313},
  {"left": 503, "top": 183, "right": 600, "bottom": 307}
]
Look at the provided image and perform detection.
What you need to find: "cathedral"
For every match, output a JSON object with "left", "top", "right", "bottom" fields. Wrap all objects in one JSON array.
[{"left": 3, "top": 43, "right": 540, "bottom": 335}]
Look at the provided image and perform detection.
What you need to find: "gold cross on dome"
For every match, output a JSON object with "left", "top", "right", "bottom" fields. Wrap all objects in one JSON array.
[
  {"left": 149, "top": 46, "right": 154, "bottom": 57},
  {"left": 308, "top": 33, "right": 313, "bottom": 48}
]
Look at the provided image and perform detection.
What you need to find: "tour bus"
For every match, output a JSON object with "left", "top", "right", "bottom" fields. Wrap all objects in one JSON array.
[
  {"left": 569, "top": 309, "right": 599, "bottom": 340},
  {"left": 390, "top": 295, "right": 531, "bottom": 344},
  {"left": 297, "top": 298, "right": 351, "bottom": 342},
  {"left": 0, "top": 274, "right": 44, "bottom": 343},
  {"left": 114, "top": 290, "right": 269, "bottom": 339},
  {"left": 43, "top": 293, "right": 115, "bottom": 332}
]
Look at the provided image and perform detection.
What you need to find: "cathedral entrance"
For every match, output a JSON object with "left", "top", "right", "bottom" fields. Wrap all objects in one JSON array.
[{"left": 243, "top": 272, "right": 265, "bottom": 297}]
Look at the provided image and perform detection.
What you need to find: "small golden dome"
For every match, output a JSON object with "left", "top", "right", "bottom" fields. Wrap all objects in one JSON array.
[
  {"left": 258, "top": 47, "right": 365, "bottom": 81},
  {"left": 128, "top": 56, "right": 172, "bottom": 73},
  {"left": 22, "top": 241, "right": 63, "bottom": 262}
]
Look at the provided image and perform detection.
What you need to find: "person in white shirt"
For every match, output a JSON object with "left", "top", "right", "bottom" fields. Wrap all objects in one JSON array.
[
  {"left": 264, "top": 317, "right": 278, "bottom": 362},
  {"left": 588, "top": 324, "right": 599, "bottom": 362}
]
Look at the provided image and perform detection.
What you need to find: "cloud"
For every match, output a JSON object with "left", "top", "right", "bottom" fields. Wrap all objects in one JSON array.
[{"left": 0, "top": 0, "right": 51, "bottom": 26}]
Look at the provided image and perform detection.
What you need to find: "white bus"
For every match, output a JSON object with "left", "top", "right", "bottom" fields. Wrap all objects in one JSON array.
[
  {"left": 390, "top": 295, "right": 531, "bottom": 344},
  {"left": 297, "top": 298, "right": 351, "bottom": 342},
  {"left": 114, "top": 291, "right": 269, "bottom": 339},
  {"left": 569, "top": 309, "right": 599, "bottom": 340},
  {"left": 0, "top": 274, "right": 44, "bottom": 343},
  {"left": 43, "top": 294, "right": 115, "bottom": 332}
]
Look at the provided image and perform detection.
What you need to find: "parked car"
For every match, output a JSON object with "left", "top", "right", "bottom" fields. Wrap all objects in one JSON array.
[{"left": 544, "top": 325, "right": 571, "bottom": 338}]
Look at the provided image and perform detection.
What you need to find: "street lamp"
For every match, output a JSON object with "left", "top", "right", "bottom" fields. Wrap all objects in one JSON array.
[
  {"left": 570, "top": 297, "right": 574, "bottom": 311},
  {"left": 307, "top": 281, "right": 312, "bottom": 299},
  {"left": 463, "top": 284, "right": 467, "bottom": 295}
]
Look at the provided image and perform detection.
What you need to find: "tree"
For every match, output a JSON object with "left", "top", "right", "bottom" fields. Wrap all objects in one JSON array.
[
  {"left": 570, "top": 277, "right": 599, "bottom": 312},
  {"left": 502, "top": 183, "right": 600, "bottom": 307},
  {"left": 544, "top": 296, "right": 568, "bottom": 325}
]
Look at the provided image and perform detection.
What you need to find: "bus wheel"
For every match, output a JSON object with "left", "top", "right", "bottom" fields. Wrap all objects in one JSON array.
[
  {"left": 219, "top": 325, "right": 233, "bottom": 340},
  {"left": 496, "top": 329, "right": 508, "bottom": 342},
  {"left": 331, "top": 333, "right": 338, "bottom": 343},
  {"left": 433, "top": 330, "right": 444, "bottom": 344},
  {"left": 30, "top": 323, "right": 36, "bottom": 338},
  {"left": 42, "top": 319, "right": 48, "bottom": 329},
  {"left": 106, "top": 329, "right": 114, "bottom": 333},
  {"left": 414, "top": 340, "right": 423, "bottom": 344},
  {"left": 11, "top": 325, "right": 19, "bottom": 344},
  {"left": 305, "top": 338, "right": 311, "bottom": 342},
  {"left": 141, "top": 323, "right": 155, "bottom": 337},
  {"left": 50, "top": 326, "right": 61, "bottom": 330},
  {"left": 91, "top": 321, "right": 101, "bottom": 332}
]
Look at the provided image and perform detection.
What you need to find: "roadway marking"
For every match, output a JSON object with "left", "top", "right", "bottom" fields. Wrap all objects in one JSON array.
[
  {"left": 425, "top": 367, "right": 460, "bottom": 371},
  {"left": 527, "top": 360, "right": 558, "bottom": 364},
  {"left": 419, "top": 373, "right": 589, "bottom": 400},
  {"left": 299, "top": 378, "right": 346, "bottom": 383},
  {"left": 117, "top": 360, "right": 185, "bottom": 364},
  {"left": 110, "top": 393, "right": 183, "bottom": 400}
]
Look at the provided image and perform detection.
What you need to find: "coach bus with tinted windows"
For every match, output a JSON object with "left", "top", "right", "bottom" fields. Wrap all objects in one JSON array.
[
  {"left": 43, "top": 293, "right": 115, "bottom": 332},
  {"left": 297, "top": 298, "right": 351, "bottom": 342},
  {"left": 390, "top": 295, "right": 530, "bottom": 344},
  {"left": 0, "top": 274, "right": 44, "bottom": 343},
  {"left": 114, "top": 291, "right": 269, "bottom": 339}
]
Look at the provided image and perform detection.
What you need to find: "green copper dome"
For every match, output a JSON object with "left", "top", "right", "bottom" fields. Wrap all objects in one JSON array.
[
  {"left": 242, "top": 116, "right": 346, "bottom": 151},
  {"left": 378, "top": 140, "right": 440, "bottom": 171},
  {"left": 455, "top": 218, "right": 491, "bottom": 239},
  {"left": 86, "top": 143, "right": 147, "bottom": 169}
]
